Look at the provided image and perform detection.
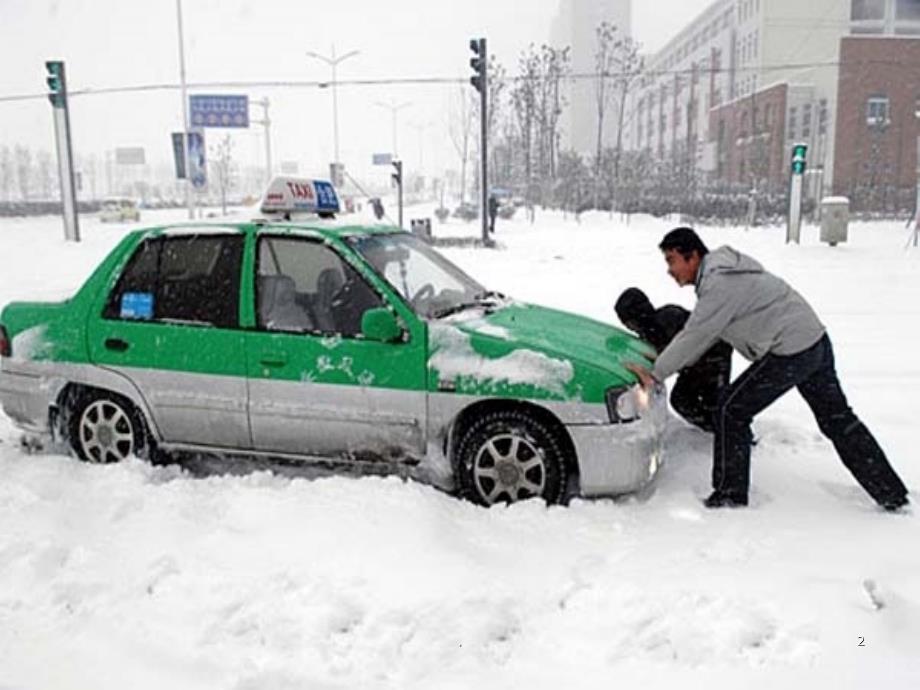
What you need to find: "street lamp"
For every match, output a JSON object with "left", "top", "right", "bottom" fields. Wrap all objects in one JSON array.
[
  {"left": 306, "top": 45, "right": 360, "bottom": 166},
  {"left": 409, "top": 121, "right": 431, "bottom": 172},
  {"left": 375, "top": 100, "right": 412, "bottom": 157}
]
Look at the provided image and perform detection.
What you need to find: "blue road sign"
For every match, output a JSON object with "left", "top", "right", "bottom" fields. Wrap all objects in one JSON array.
[
  {"left": 190, "top": 95, "right": 249, "bottom": 128},
  {"left": 188, "top": 131, "right": 207, "bottom": 189}
]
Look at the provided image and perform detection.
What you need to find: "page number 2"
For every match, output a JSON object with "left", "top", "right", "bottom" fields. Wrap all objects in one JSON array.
[{"left": 858, "top": 637, "right": 866, "bottom": 647}]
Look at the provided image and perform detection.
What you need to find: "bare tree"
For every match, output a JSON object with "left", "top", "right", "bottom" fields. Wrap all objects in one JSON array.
[
  {"left": 593, "top": 21, "right": 619, "bottom": 202},
  {"left": 0, "top": 146, "right": 12, "bottom": 202},
  {"left": 448, "top": 85, "right": 476, "bottom": 204},
  {"left": 14, "top": 145, "right": 32, "bottom": 201},
  {"left": 209, "top": 135, "right": 234, "bottom": 216},
  {"left": 611, "top": 37, "right": 643, "bottom": 187},
  {"left": 36, "top": 150, "right": 55, "bottom": 200},
  {"left": 511, "top": 46, "right": 540, "bottom": 220}
]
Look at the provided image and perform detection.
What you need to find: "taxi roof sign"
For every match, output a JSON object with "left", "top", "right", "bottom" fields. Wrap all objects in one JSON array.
[{"left": 259, "top": 177, "right": 340, "bottom": 217}]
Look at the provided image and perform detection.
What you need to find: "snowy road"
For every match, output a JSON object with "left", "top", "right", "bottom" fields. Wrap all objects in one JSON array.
[{"left": 1, "top": 207, "right": 918, "bottom": 689}]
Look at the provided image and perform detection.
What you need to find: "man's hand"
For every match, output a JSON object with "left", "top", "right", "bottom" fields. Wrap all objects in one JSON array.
[{"left": 625, "top": 362, "right": 656, "bottom": 390}]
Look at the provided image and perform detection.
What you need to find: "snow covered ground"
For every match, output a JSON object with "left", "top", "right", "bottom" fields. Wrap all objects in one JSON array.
[{"left": 1, "top": 205, "right": 918, "bottom": 689}]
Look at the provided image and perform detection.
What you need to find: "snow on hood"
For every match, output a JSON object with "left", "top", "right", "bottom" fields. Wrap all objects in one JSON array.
[{"left": 428, "top": 323, "right": 574, "bottom": 396}]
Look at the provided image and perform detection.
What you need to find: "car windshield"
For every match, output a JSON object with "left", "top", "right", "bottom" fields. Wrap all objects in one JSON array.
[{"left": 349, "top": 233, "right": 498, "bottom": 319}]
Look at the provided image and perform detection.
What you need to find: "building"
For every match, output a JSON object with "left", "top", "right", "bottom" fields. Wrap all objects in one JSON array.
[
  {"left": 550, "top": 0, "right": 632, "bottom": 158},
  {"left": 624, "top": 0, "right": 920, "bottom": 209}
]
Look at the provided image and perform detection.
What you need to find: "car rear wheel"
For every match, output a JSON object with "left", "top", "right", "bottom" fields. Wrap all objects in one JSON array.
[
  {"left": 454, "top": 409, "right": 567, "bottom": 506},
  {"left": 68, "top": 390, "right": 147, "bottom": 464}
]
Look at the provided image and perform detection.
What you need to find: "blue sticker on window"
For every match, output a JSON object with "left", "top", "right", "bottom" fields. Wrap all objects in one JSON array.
[{"left": 121, "top": 292, "right": 154, "bottom": 320}]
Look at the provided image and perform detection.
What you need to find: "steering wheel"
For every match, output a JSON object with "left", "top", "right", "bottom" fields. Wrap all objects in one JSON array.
[{"left": 409, "top": 283, "right": 436, "bottom": 310}]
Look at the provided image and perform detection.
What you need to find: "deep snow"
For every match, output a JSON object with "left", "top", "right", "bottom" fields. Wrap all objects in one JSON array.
[{"left": 1, "top": 206, "right": 918, "bottom": 689}]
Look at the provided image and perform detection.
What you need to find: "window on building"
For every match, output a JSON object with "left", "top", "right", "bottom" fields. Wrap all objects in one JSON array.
[
  {"left": 896, "top": 0, "right": 920, "bottom": 20},
  {"left": 788, "top": 106, "right": 798, "bottom": 140},
  {"left": 818, "top": 99, "right": 828, "bottom": 135},
  {"left": 851, "top": 0, "right": 886, "bottom": 20},
  {"left": 764, "top": 103, "right": 773, "bottom": 127},
  {"left": 866, "top": 95, "right": 890, "bottom": 127},
  {"left": 802, "top": 103, "right": 812, "bottom": 138}
]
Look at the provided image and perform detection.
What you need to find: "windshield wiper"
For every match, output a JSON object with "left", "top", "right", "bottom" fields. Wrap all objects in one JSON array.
[{"left": 432, "top": 290, "right": 507, "bottom": 319}]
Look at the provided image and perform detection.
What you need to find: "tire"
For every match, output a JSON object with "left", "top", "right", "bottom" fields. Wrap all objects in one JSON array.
[
  {"left": 454, "top": 409, "right": 568, "bottom": 506},
  {"left": 67, "top": 389, "right": 148, "bottom": 464}
]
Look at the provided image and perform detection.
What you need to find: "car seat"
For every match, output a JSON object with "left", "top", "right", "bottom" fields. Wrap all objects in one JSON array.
[{"left": 259, "top": 274, "right": 313, "bottom": 332}]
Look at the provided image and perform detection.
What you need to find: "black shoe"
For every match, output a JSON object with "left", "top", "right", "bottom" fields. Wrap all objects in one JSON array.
[
  {"left": 881, "top": 495, "right": 909, "bottom": 512},
  {"left": 704, "top": 490, "right": 749, "bottom": 508}
]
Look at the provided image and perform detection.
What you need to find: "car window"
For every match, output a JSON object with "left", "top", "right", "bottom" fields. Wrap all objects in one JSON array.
[
  {"left": 257, "top": 236, "right": 383, "bottom": 337},
  {"left": 104, "top": 234, "right": 243, "bottom": 328}
]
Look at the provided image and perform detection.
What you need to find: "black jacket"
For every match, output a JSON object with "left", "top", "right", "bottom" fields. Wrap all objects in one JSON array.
[{"left": 632, "top": 305, "right": 732, "bottom": 375}]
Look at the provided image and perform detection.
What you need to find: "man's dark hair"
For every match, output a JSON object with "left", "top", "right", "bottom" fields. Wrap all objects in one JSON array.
[
  {"left": 615, "top": 287, "right": 654, "bottom": 325},
  {"left": 659, "top": 227, "right": 709, "bottom": 259}
]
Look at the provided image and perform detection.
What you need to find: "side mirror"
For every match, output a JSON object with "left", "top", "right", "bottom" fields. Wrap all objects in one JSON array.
[{"left": 361, "top": 308, "right": 402, "bottom": 343}]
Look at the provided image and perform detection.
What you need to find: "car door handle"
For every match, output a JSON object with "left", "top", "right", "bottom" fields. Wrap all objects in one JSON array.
[
  {"left": 104, "top": 338, "right": 130, "bottom": 352},
  {"left": 259, "top": 354, "right": 288, "bottom": 368}
]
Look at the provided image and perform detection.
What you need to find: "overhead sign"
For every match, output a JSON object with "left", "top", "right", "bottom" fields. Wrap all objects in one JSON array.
[
  {"left": 260, "top": 177, "right": 340, "bottom": 216},
  {"left": 115, "top": 147, "right": 146, "bottom": 165},
  {"left": 372, "top": 152, "right": 393, "bottom": 166},
  {"left": 189, "top": 95, "right": 249, "bottom": 128}
]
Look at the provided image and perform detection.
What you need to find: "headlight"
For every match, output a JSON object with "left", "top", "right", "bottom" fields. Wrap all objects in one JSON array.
[{"left": 605, "top": 385, "right": 650, "bottom": 423}]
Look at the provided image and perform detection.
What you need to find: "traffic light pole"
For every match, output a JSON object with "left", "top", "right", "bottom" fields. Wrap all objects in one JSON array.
[
  {"left": 786, "top": 143, "right": 808, "bottom": 245},
  {"left": 392, "top": 159, "right": 404, "bottom": 229},
  {"left": 46, "top": 61, "right": 80, "bottom": 243},
  {"left": 471, "top": 38, "right": 490, "bottom": 247}
]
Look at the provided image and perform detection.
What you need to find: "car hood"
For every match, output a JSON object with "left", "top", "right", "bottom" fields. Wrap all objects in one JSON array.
[{"left": 427, "top": 301, "right": 654, "bottom": 402}]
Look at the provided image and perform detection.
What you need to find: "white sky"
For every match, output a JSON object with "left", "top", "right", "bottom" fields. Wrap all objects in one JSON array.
[{"left": 0, "top": 0, "right": 713, "bottom": 185}]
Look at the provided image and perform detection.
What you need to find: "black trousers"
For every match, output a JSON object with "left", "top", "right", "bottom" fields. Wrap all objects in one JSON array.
[
  {"left": 713, "top": 334, "right": 907, "bottom": 505},
  {"left": 671, "top": 360, "right": 731, "bottom": 433}
]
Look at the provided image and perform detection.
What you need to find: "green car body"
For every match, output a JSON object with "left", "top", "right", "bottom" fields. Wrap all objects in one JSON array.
[{"left": 0, "top": 221, "right": 666, "bottom": 504}]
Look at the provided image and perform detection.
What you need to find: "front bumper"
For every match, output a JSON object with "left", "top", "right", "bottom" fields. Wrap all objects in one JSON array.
[{"left": 567, "top": 384, "right": 668, "bottom": 497}]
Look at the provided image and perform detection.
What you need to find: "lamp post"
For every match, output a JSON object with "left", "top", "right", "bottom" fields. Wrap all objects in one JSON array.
[
  {"left": 306, "top": 45, "right": 360, "bottom": 166},
  {"left": 913, "top": 97, "right": 920, "bottom": 247},
  {"left": 175, "top": 0, "right": 193, "bottom": 219},
  {"left": 375, "top": 100, "right": 412, "bottom": 157}
]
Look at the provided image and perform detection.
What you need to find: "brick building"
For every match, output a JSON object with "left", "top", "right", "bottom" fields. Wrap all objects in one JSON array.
[
  {"left": 833, "top": 36, "right": 920, "bottom": 209},
  {"left": 621, "top": 0, "right": 920, "bottom": 210}
]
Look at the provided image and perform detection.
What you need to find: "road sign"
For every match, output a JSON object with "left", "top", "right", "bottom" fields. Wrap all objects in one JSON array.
[
  {"left": 189, "top": 95, "right": 249, "bottom": 128},
  {"left": 188, "top": 131, "right": 207, "bottom": 189},
  {"left": 372, "top": 152, "right": 393, "bottom": 166}
]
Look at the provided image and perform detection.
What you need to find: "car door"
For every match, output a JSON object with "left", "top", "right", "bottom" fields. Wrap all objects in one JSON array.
[
  {"left": 87, "top": 232, "right": 250, "bottom": 449},
  {"left": 245, "top": 234, "right": 427, "bottom": 461}
]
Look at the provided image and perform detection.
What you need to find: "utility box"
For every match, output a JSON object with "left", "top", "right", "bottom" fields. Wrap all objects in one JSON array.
[
  {"left": 410, "top": 218, "right": 432, "bottom": 243},
  {"left": 820, "top": 196, "right": 849, "bottom": 246}
]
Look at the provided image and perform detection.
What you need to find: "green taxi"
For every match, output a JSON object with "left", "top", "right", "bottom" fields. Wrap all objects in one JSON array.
[{"left": 0, "top": 179, "right": 665, "bottom": 505}]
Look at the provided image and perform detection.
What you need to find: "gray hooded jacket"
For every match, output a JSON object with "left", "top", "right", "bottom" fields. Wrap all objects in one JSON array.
[{"left": 652, "top": 246, "right": 825, "bottom": 381}]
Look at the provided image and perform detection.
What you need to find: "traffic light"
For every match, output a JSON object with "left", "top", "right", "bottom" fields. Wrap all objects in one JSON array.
[
  {"left": 791, "top": 143, "right": 808, "bottom": 175},
  {"left": 470, "top": 38, "right": 486, "bottom": 93},
  {"left": 46, "top": 60, "right": 66, "bottom": 108},
  {"left": 391, "top": 159, "right": 402, "bottom": 188}
]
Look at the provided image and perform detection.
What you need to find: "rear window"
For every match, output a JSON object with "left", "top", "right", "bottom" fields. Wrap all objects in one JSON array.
[{"left": 104, "top": 234, "right": 243, "bottom": 328}]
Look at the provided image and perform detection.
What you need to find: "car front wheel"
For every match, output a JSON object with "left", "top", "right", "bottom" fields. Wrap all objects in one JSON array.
[{"left": 454, "top": 409, "right": 568, "bottom": 506}]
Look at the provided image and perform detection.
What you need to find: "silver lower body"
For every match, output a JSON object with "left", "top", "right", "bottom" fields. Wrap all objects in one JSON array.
[{"left": 1, "top": 358, "right": 667, "bottom": 498}]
